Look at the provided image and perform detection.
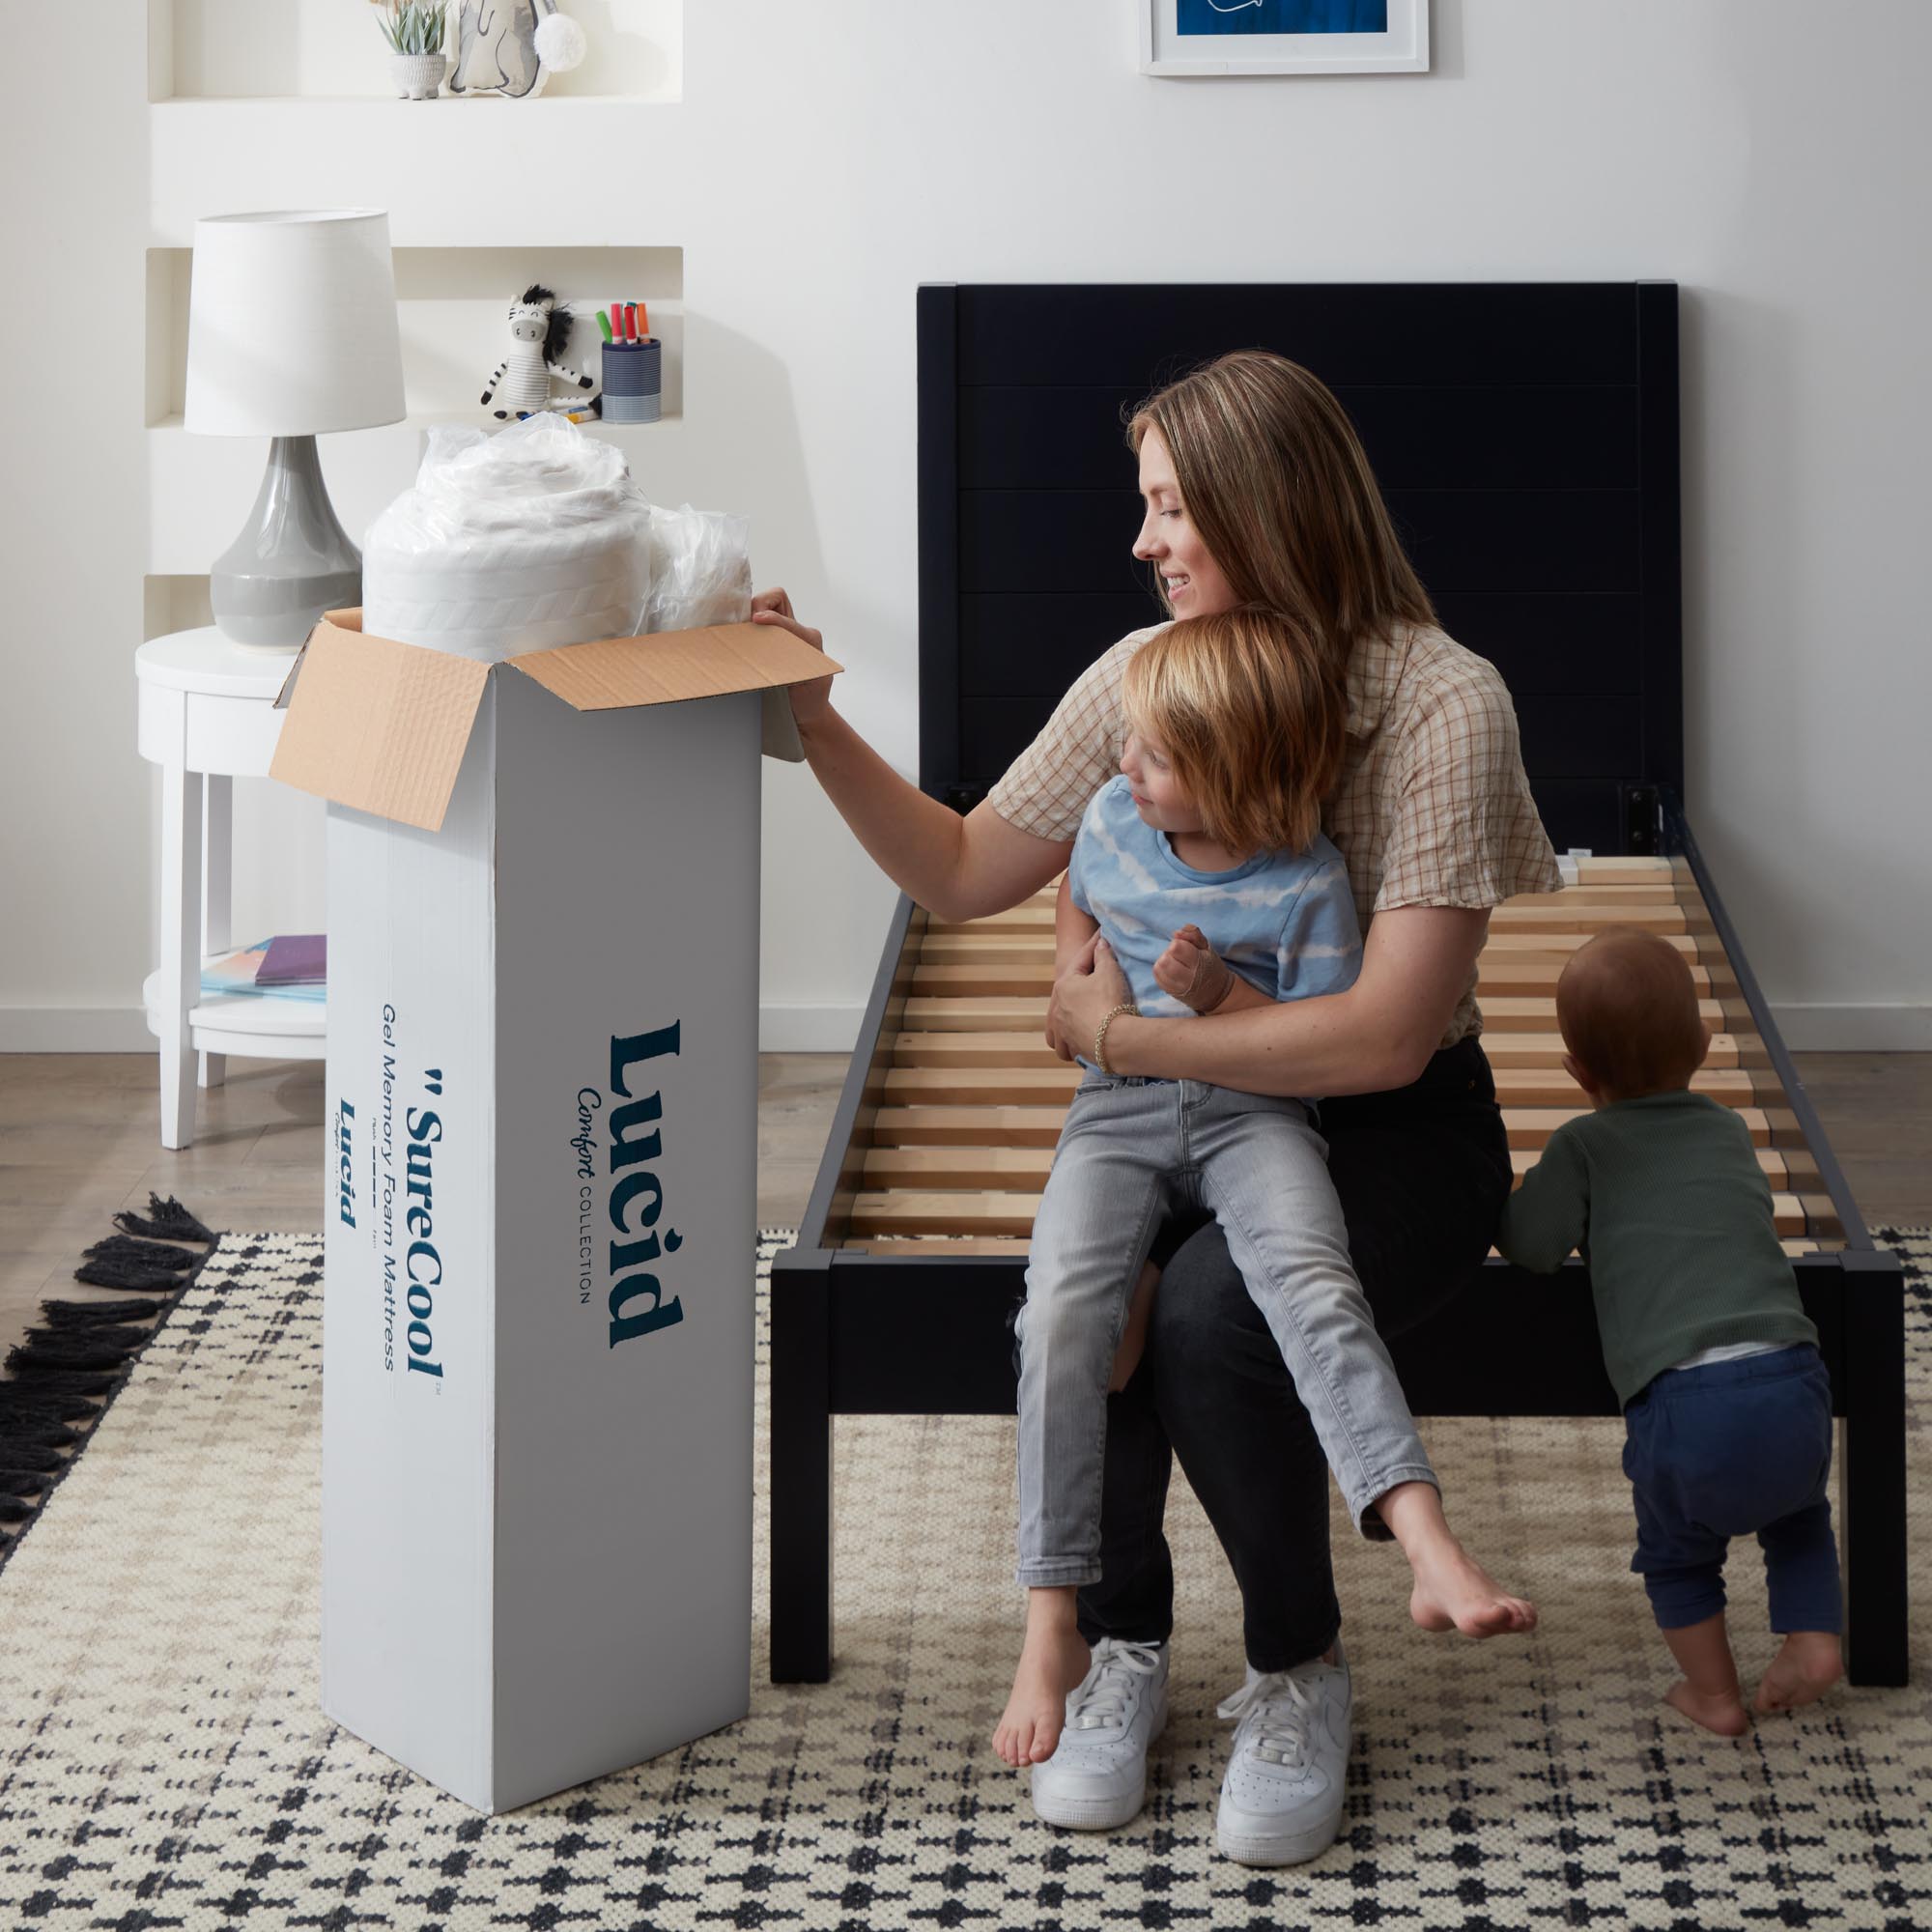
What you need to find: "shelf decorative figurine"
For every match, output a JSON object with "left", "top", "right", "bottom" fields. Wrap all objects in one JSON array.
[
  {"left": 479, "top": 285, "right": 595, "bottom": 419},
  {"left": 449, "top": 0, "right": 583, "bottom": 99},
  {"left": 374, "top": 0, "right": 449, "bottom": 99}
]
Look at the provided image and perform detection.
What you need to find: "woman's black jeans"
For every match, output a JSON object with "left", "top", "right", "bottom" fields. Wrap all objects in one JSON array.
[{"left": 1075, "top": 1035, "right": 1515, "bottom": 1672}]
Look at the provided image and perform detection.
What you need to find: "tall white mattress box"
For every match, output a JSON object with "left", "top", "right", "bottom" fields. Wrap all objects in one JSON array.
[
  {"left": 362, "top": 414, "right": 652, "bottom": 663},
  {"left": 270, "top": 607, "right": 839, "bottom": 1813}
]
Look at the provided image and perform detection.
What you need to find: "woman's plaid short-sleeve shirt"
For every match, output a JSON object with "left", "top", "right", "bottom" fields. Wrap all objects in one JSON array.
[{"left": 985, "top": 622, "right": 1561, "bottom": 1048}]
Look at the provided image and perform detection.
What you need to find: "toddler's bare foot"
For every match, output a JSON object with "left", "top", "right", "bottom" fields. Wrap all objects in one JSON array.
[
  {"left": 1377, "top": 1483, "right": 1535, "bottom": 1638},
  {"left": 993, "top": 1619, "right": 1092, "bottom": 1767},
  {"left": 1406, "top": 1536, "right": 1537, "bottom": 1638},
  {"left": 1666, "top": 1678, "right": 1750, "bottom": 1736},
  {"left": 1754, "top": 1632, "right": 1842, "bottom": 1715}
]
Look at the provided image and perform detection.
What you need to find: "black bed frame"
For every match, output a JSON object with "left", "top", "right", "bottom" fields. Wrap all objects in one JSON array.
[{"left": 770, "top": 283, "right": 1908, "bottom": 1688}]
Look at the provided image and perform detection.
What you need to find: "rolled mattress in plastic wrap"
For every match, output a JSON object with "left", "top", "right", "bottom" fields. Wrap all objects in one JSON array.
[{"left": 362, "top": 414, "right": 653, "bottom": 663}]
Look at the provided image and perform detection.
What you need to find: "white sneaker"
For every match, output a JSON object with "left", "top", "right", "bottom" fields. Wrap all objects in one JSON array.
[
  {"left": 1214, "top": 1640, "right": 1352, "bottom": 1866},
  {"left": 1029, "top": 1637, "right": 1169, "bottom": 1831}
]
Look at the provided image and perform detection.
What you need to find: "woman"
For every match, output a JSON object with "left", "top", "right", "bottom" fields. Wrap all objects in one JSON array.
[{"left": 752, "top": 350, "right": 1559, "bottom": 1868}]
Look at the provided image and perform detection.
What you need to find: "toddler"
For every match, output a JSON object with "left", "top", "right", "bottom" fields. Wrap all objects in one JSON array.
[
  {"left": 1497, "top": 926, "right": 1842, "bottom": 1734},
  {"left": 996, "top": 608, "right": 1536, "bottom": 1771}
]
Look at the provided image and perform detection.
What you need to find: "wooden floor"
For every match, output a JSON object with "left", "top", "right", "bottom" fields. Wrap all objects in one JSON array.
[{"left": 1, "top": 1046, "right": 1926, "bottom": 1369}]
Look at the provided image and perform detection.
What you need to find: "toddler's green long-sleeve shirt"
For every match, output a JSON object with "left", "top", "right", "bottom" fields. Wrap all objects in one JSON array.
[{"left": 1495, "top": 1089, "right": 1818, "bottom": 1407}]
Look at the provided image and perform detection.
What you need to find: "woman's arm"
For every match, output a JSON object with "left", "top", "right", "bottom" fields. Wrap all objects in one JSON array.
[
  {"left": 753, "top": 596, "right": 1071, "bottom": 922},
  {"left": 1053, "top": 904, "right": 1491, "bottom": 1099}
]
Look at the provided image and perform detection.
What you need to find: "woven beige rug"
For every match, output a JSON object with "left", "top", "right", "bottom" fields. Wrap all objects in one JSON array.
[{"left": 0, "top": 1230, "right": 1926, "bottom": 1930}]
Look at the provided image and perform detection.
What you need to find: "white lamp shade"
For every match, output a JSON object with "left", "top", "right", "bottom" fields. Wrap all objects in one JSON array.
[{"left": 185, "top": 210, "right": 406, "bottom": 437}]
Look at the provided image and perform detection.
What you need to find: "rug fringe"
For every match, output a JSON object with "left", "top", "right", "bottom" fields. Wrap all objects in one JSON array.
[
  {"left": 7, "top": 1328, "right": 152, "bottom": 1376},
  {"left": 0, "top": 1199, "right": 218, "bottom": 1566},
  {"left": 111, "top": 1195, "right": 214, "bottom": 1244},
  {"left": 0, "top": 1388, "right": 102, "bottom": 1424},
  {"left": 0, "top": 1412, "right": 81, "bottom": 1447},
  {"left": 72, "top": 1258, "right": 196, "bottom": 1293},
  {"left": 43, "top": 1298, "right": 165, "bottom": 1329},
  {"left": 82, "top": 1235, "right": 199, "bottom": 1271}
]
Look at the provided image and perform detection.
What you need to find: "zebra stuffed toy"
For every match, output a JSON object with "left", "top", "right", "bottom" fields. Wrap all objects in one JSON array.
[{"left": 479, "top": 283, "right": 595, "bottom": 419}]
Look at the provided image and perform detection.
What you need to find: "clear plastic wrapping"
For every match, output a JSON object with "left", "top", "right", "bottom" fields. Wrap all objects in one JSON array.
[
  {"left": 646, "top": 504, "right": 754, "bottom": 634},
  {"left": 361, "top": 414, "right": 654, "bottom": 663}
]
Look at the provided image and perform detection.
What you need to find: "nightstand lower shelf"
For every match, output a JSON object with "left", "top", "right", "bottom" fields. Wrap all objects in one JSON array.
[{"left": 141, "top": 967, "right": 327, "bottom": 1063}]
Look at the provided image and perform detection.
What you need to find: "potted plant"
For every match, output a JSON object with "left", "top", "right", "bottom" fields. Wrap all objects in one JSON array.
[{"left": 374, "top": 1, "right": 448, "bottom": 99}]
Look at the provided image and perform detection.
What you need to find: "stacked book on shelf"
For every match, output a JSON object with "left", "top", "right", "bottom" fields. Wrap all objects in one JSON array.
[{"left": 201, "top": 935, "right": 327, "bottom": 1004}]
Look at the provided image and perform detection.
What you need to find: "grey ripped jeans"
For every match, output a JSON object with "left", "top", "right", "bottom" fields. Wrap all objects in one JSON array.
[{"left": 1014, "top": 1071, "right": 1437, "bottom": 1589}]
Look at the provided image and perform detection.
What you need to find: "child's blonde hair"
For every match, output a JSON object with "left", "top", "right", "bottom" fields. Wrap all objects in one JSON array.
[
  {"left": 1556, "top": 927, "right": 1708, "bottom": 1098},
  {"left": 1121, "top": 606, "right": 1346, "bottom": 858}
]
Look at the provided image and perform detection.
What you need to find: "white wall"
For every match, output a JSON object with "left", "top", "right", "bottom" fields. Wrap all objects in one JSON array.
[{"left": 3, "top": 0, "right": 1928, "bottom": 1055}]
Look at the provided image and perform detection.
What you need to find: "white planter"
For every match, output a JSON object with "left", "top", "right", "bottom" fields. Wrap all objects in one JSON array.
[{"left": 390, "top": 52, "right": 447, "bottom": 99}]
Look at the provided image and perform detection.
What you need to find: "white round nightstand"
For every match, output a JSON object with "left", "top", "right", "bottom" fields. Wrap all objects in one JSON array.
[{"left": 136, "top": 627, "right": 325, "bottom": 1151}]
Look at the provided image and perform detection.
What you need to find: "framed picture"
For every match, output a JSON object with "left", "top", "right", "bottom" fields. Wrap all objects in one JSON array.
[{"left": 1139, "top": 0, "right": 1430, "bottom": 76}]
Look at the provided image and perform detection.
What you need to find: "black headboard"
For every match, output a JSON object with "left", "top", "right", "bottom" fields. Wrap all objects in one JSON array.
[{"left": 917, "top": 282, "right": 1682, "bottom": 856}]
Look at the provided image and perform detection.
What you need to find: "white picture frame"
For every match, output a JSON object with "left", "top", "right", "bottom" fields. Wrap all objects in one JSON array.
[{"left": 1140, "top": 0, "right": 1430, "bottom": 76}]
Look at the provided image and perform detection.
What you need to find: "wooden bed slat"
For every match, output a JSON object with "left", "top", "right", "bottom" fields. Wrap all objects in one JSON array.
[
  {"left": 895, "top": 993, "right": 1741, "bottom": 1034},
  {"left": 918, "top": 928, "right": 1702, "bottom": 964},
  {"left": 848, "top": 1188, "right": 1810, "bottom": 1240},
  {"left": 924, "top": 891, "right": 1686, "bottom": 936},
  {"left": 867, "top": 1102, "right": 1775, "bottom": 1151},
  {"left": 910, "top": 958, "right": 1717, "bottom": 997},
  {"left": 888, "top": 1029, "right": 1750, "bottom": 1073},
  {"left": 863, "top": 1143, "right": 1800, "bottom": 1193},
  {"left": 878, "top": 1064, "right": 1759, "bottom": 1109}
]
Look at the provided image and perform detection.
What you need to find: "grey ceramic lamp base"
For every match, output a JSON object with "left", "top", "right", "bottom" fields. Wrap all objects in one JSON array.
[{"left": 211, "top": 436, "right": 362, "bottom": 652}]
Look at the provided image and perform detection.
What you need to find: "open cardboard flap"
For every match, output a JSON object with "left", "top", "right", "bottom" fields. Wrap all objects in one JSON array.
[{"left": 271, "top": 611, "right": 839, "bottom": 833}]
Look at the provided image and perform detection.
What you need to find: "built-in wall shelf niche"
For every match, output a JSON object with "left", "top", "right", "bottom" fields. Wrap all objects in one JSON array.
[
  {"left": 145, "top": 243, "right": 685, "bottom": 573},
  {"left": 149, "top": 0, "right": 681, "bottom": 102},
  {"left": 148, "top": 242, "right": 682, "bottom": 429}
]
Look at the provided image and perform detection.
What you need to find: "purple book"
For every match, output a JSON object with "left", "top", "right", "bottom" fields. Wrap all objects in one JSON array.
[{"left": 256, "top": 933, "right": 327, "bottom": 986}]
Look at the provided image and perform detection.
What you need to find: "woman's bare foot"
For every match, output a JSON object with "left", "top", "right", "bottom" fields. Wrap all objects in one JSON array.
[
  {"left": 1754, "top": 1632, "right": 1842, "bottom": 1715},
  {"left": 994, "top": 1590, "right": 1092, "bottom": 1768},
  {"left": 1666, "top": 1678, "right": 1750, "bottom": 1736},
  {"left": 1376, "top": 1482, "right": 1536, "bottom": 1637}
]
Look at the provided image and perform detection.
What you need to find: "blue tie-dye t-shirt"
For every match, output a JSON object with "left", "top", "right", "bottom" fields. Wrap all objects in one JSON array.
[{"left": 1068, "top": 776, "right": 1363, "bottom": 1069}]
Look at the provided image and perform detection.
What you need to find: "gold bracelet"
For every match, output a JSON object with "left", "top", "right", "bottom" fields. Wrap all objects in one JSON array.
[{"left": 1094, "top": 1002, "right": 1139, "bottom": 1074}]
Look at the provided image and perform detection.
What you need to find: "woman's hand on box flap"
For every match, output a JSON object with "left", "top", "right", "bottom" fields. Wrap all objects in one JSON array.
[{"left": 751, "top": 587, "right": 836, "bottom": 728}]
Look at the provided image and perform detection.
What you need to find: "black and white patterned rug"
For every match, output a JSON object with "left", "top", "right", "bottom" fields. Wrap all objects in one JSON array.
[{"left": 0, "top": 1229, "right": 1926, "bottom": 1930}]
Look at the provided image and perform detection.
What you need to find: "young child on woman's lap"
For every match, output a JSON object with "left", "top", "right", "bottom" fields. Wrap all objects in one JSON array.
[
  {"left": 1497, "top": 928, "right": 1842, "bottom": 1735},
  {"left": 996, "top": 609, "right": 1536, "bottom": 1771}
]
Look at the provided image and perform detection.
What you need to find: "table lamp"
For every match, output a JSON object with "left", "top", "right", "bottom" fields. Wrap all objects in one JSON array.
[{"left": 185, "top": 210, "right": 406, "bottom": 652}]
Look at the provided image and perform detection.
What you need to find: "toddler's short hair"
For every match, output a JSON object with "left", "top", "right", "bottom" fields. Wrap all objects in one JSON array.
[
  {"left": 1121, "top": 606, "right": 1346, "bottom": 857},
  {"left": 1555, "top": 927, "right": 1708, "bottom": 1098}
]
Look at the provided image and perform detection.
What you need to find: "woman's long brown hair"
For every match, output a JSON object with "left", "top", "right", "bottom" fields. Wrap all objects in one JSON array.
[{"left": 1129, "top": 350, "right": 1435, "bottom": 696}]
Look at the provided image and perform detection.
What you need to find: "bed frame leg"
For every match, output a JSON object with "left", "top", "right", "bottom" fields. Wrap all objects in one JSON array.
[
  {"left": 771, "top": 1249, "right": 834, "bottom": 1683},
  {"left": 1840, "top": 1249, "right": 1908, "bottom": 1687}
]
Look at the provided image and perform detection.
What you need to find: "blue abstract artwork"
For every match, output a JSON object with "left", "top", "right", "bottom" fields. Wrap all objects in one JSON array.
[{"left": 1177, "top": 0, "right": 1388, "bottom": 33}]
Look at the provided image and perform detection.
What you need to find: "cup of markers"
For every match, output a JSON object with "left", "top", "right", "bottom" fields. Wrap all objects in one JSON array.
[{"left": 597, "top": 301, "right": 661, "bottom": 423}]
